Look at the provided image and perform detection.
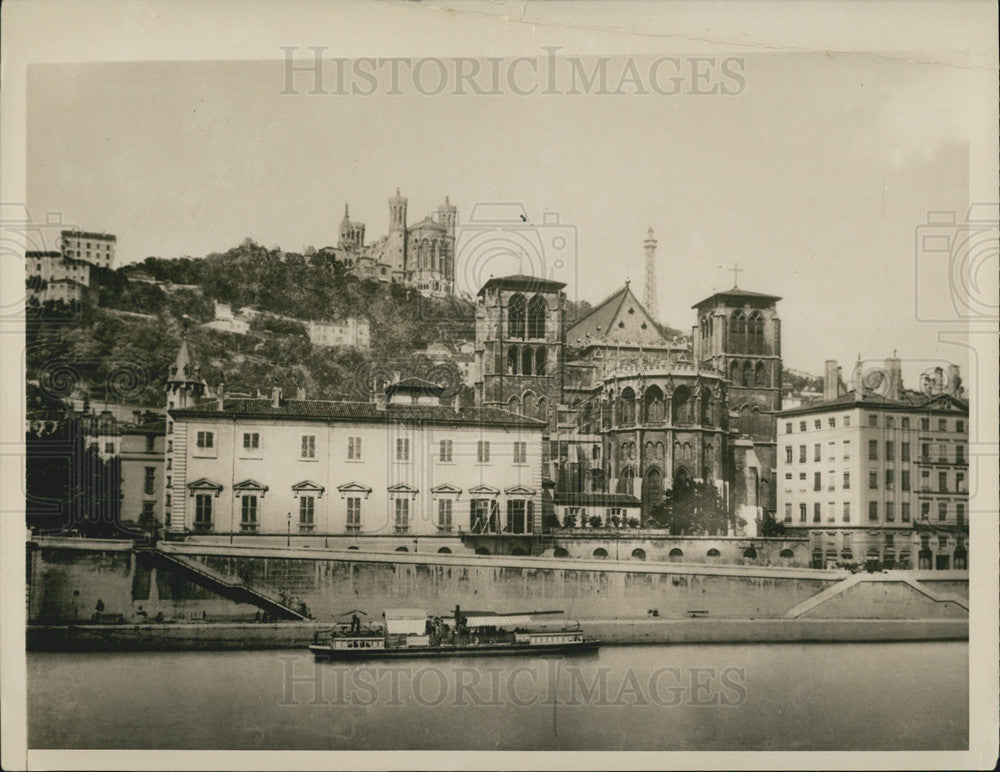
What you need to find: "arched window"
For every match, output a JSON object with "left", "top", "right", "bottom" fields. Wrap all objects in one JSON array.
[
  {"left": 779, "top": 549, "right": 794, "bottom": 558},
  {"left": 631, "top": 548, "right": 646, "bottom": 561},
  {"left": 527, "top": 295, "right": 547, "bottom": 338},
  {"left": 438, "top": 547, "right": 452, "bottom": 554},
  {"left": 395, "top": 546, "right": 409, "bottom": 552},
  {"left": 699, "top": 387, "right": 713, "bottom": 426},
  {"left": 706, "top": 548, "right": 721, "bottom": 557},
  {"left": 671, "top": 386, "right": 691, "bottom": 424},
  {"left": 617, "top": 465, "right": 636, "bottom": 494},
  {"left": 535, "top": 347, "right": 546, "bottom": 375},
  {"left": 521, "top": 347, "right": 533, "bottom": 375},
  {"left": 741, "top": 361, "right": 752, "bottom": 387},
  {"left": 511, "top": 547, "right": 527, "bottom": 556},
  {"left": 729, "top": 359, "right": 741, "bottom": 384},
  {"left": 523, "top": 391, "right": 536, "bottom": 419},
  {"left": 507, "top": 395, "right": 521, "bottom": 414},
  {"left": 536, "top": 396, "right": 548, "bottom": 423},
  {"left": 593, "top": 548, "right": 608, "bottom": 558},
  {"left": 668, "top": 548, "right": 684, "bottom": 559},
  {"left": 553, "top": 547, "right": 569, "bottom": 557},
  {"left": 748, "top": 312, "right": 764, "bottom": 353},
  {"left": 508, "top": 294, "right": 526, "bottom": 339},
  {"left": 644, "top": 385, "right": 665, "bottom": 422},
  {"left": 743, "top": 547, "right": 758, "bottom": 560},
  {"left": 733, "top": 311, "right": 746, "bottom": 333},
  {"left": 475, "top": 547, "right": 491, "bottom": 556},
  {"left": 642, "top": 467, "right": 663, "bottom": 513},
  {"left": 507, "top": 347, "right": 518, "bottom": 375},
  {"left": 619, "top": 387, "right": 636, "bottom": 425},
  {"left": 754, "top": 361, "right": 767, "bottom": 387}
]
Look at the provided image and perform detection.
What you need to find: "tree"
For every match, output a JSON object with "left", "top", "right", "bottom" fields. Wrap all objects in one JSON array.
[{"left": 650, "top": 478, "right": 730, "bottom": 536}]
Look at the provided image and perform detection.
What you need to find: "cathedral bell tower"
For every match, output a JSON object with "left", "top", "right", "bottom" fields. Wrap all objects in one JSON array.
[
  {"left": 165, "top": 340, "right": 206, "bottom": 411},
  {"left": 475, "top": 274, "right": 566, "bottom": 433}
]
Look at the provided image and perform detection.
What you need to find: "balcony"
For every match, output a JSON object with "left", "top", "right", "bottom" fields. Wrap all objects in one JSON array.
[{"left": 240, "top": 522, "right": 259, "bottom": 533}]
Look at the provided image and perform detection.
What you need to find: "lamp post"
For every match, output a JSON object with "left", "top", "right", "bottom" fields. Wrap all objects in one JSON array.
[{"left": 287, "top": 512, "right": 291, "bottom": 547}]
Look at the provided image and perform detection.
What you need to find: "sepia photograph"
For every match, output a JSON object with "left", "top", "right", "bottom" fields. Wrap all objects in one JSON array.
[{"left": 1, "top": 1, "right": 997, "bottom": 769}]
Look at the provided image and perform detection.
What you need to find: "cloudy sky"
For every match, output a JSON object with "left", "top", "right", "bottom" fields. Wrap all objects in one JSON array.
[{"left": 23, "top": 6, "right": 988, "bottom": 381}]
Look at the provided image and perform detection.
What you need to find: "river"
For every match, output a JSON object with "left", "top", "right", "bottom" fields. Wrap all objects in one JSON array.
[{"left": 28, "top": 642, "right": 966, "bottom": 750}]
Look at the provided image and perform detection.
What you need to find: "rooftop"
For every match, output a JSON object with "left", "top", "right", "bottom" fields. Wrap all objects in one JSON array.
[
  {"left": 477, "top": 274, "right": 567, "bottom": 297},
  {"left": 692, "top": 287, "right": 782, "bottom": 310},
  {"left": 171, "top": 397, "right": 546, "bottom": 428},
  {"left": 780, "top": 389, "right": 969, "bottom": 417}
]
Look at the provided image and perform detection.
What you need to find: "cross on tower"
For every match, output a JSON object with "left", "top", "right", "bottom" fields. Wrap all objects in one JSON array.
[{"left": 730, "top": 263, "right": 742, "bottom": 288}]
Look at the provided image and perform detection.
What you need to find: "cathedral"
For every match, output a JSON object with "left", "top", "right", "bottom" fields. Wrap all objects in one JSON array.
[
  {"left": 473, "top": 234, "right": 782, "bottom": 533},
  {"left": 320, "top": 189, "right": 456, "bottom": 298}
]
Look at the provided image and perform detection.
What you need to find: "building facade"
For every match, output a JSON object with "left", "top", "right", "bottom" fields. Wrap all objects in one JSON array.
[
  {"left": 26, "top": 250, "right": 91, "bottom": 306},
  {"left": 61, "top": 229, "right": 116, "bottom": 270},
  {"left": 777, "top": 357, "right": 969, "bottom": 570},
  {"left": 164, "top": 360, "right": 546, "bottom": 539},
  {"left": 119, "top": 420, "right": 166, "bottom": 528}
]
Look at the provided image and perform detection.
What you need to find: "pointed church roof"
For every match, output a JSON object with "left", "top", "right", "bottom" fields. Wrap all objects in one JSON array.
[
  {"left": 565, "top": 283, "right": 669, "bottom": 348},
  {"left": 169, "top": 340, "right": 193, "bottom": 382}
]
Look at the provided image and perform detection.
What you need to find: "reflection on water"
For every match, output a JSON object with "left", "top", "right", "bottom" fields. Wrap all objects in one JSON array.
[{"left": 28, "top": 642, "right": 967, "bottom": 750}]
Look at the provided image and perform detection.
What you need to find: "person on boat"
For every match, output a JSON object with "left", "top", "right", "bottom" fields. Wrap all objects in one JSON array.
[{"left": 350, "top": 614, "right": 361, "bottom": 633}]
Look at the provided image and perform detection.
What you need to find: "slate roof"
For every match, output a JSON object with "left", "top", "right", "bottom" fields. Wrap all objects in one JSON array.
[
  {"left": 692, "top": 287, "right": 782, "bottom": 310},
  {"left": 171, "top": 397, "right": 546, "bottom": 428},
  {"left": 477, "top": 274, "right": 567, "bottom": 296},
  {"left": 780, "top": 390, "right": 969, "bottom": 417},
  {"left": 564, "top": 283, "right": 669, "bottom": 348}
]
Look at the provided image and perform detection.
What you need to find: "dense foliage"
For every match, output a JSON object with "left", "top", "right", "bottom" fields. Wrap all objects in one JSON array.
[{"left": 648, "top": 478, "right": 732, "bottom": 535}]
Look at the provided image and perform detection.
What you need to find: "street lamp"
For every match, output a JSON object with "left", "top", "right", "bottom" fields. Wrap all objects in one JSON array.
[{"left": 287, "top": 512, "right": 291, "bottom": 547}]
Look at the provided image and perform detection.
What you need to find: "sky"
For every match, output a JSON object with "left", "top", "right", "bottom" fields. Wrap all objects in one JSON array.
[{"left": 26, "top": 50, "right": 977, "bottom": 381}]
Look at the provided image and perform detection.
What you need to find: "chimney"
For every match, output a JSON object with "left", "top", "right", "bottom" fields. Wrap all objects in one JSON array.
[
  {"left": 216, "top": 381, "right": 225, "bottom": 410},
  {"left": 836, "top": 366, "right": 844, "bottom": 396},
  {"left": 853, "top": 357, "right": 864, "bottom": 401},
  {"left": 271, "top": 386, "right": 282, "bottom": 408},
  {"left": 884, "top": 353, "right": 903, "bottom": 401},
  {"left": 947, "top": 364, "right": 962, "bottom": 397},
  {"left": 375, "top": 390, "right": 387, "bottom": 411},
  {"left": 296, "top": 386, "right": 306, "bottom": 401},
  {"left": 823, "top": 360, "right": 839, "bottom": 401}
]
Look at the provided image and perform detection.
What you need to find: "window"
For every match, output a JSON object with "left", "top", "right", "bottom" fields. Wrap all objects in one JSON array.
[
  {"left": 921, "top": 443, "right": 930, "bottom": 459},
  {"left": 439, "top": 439, "right": 453, "bottom": 462},
  {"left": 827, "top": 470, "right": 836, "bottom": 490},
  {"left": 813, "top": 503, "right": 821, "bottom": 523},
  {"left": 868, "top": 501, "right": 878, "bottom": 521},
  {"left": 843, "top": 440, "right": 850, "bottom": 459},
  {"left": 785, "top": 446, "right": 792, "bottom": 464},
  {"left": 956, "top": 472, "right": 965, "bottom": 492},
  {"left": 920, "top": 417, "right": 930, "bottom": 431},
  {"left": 798, "top": 445, "right": 806, "bottom": 463},
  {"left": 956, "top": 420, "right": 964, "bottom": 433},
  {"left": 842, "top": 502, "right": 851, "bottom": 522},
  {"left": 938, "top": 535, "right": 948, "bottom": 549},
  {"left": 437, "top": 499, "right": 453, "bottom": 531},
  {"left": 299, "top": 496, "right": 315, "bottom": 531},
  {"left": 348, "top": 436, "right": 362, "bottom": 460},
  {"left": 243, "top": 432, "right": 259, "bottom": 449},
  {"left": 886, "top": 502, "right": 895, "bottom": 522},
  {"left": 144, "top": 466, "right": 156, "bottom": 495},
  {"left": 868, "top": 414, "right": 878, "bottom": 427},
  {"left": 828, "top": 418, "right": 836, "bottom": 428},
  {"left": 799, "top": 503, "right": 807, "bottom": 522},
  {"left": 165, "top": 493, "right": 171, "bottom": 507},
  {"left": 827, "top": 501, "right": 836, "bottom": 523},
  {"left": 938, "top": 502, "right": 947, "bottom": 521},
  {"left": 885, "top": 441, "right": 894, "bottom": 461},
  {"left": 784, "top": 503, "right": 792, "bottom": 522},
  {"left": 240, "top": 495, "right": 258, "bottom": 532},
  {"left": 901, "top": 442, "right": 910, "bottom": 462},
  {"left": 868, "top": 440, "right": 878, "bottom": 460},
  {"left": 884, "top": 533, "right": 894, "bottom": 549},
  {"left": 301, "top": 435, "right": 316, "bottom": 459},
  {"left": 920, "top": 502, "right": 930, "bottom": 520},
  {"left": 799, "top": 421, "right": 806, "bottom": 432},
  {"left": 828, "top": 442, "right": 835, "bottom": 460},
  {"left": 104, "top": 442, "right": 115, "bottom": 454},
  {"left": 785, "top": 422, "right": 792, "bottom": 433},
  {"left": 813, "top": 472, "right": 821, "bottom": 491},
  {"left": 145, "top": 435, "right": 155, "bottom": 453},
  {"left": 955, "top": 445, "right": 965, "bottom": 464},
  {"left": 885, "top": 469, "right": 894, "bottom": 489},
  {"left": 506, "top": 499, "right": 533, "bottom": 533},
  {"left": 886, "top": 417, "right": 895, "bottom": 429},
  {"left": 196, "top": 431, "right": 214, "bottom": 448},
  {"left": 956, "top": 503, "right": 965, "bottom": 527},
  {"left": 938, "top": 419, "right": 947, "bottom": 432},
  {"left": 938, "top": 471, "right": 947, "bottom": 492},
  {"left": 395, "top": 437, "right": 410, "bottom": 461},
  {"left": 868, "top": 471, "right": 878, "bottom": 489},
  {"left": 346, "top": 497, "right": 361, "bottom": 532},
  {"left": 843, "top": 471, "right": 850, "bottom": 489},
  {"left": 477, "top": 441, "right": 490, "bottom": 463},
  {"left": 938, "top": 444, "right": 948, "bottom": 463},
  {"left": 844, "top": 415, "right": 851, "bottom": 427},
  {"left": 513, "top": 441, "right": 527, "bottom": 464},
  {"left": 901, "top": 470, "right": 910, "bottom": 491},
  {"left": 814, "top": 420, "right": 821, "bottom": 430},
  {"left": 901, "top": 417, "right": 910, "bottom": 429},
  {"left": 141, "top": 501, "right": 155, "bottom": 522},
  {"left": 813, "top": 444, "right": 821, "bottom": 462},
  {"left": 901, "top": 502, "right": 910, "bottom": 522},
  {"left": 394, "top": 498, "right": 410, "bottom": 533}
]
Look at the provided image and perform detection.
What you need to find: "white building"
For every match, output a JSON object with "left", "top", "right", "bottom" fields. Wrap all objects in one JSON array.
[
  {"left": 26, "top": 250, "right": 90, "bottom": 306},
  {"left": 306, "top": 318, "right": 370, "bottom": 349},
  {"left": 164, "top": 355, "right": 545, "bottom": 542},
  {"left": 777, "top": 357, "right": 969, "bottom": 570},
  {"left": 61, "top": 229, "right": 116, "bottom": 270}
]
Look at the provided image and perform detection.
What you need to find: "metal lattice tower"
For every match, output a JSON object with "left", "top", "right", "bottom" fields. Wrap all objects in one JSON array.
[{"left": 643, "top": 228, "right": 659, "bottom": 322}]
